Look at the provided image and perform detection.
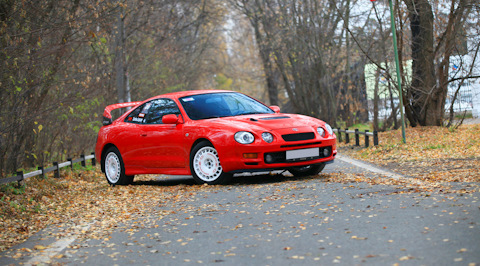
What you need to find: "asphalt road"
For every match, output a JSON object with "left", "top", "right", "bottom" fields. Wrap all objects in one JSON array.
[{"left": 2, "top": 157, "right": 479, "bottom": 266}]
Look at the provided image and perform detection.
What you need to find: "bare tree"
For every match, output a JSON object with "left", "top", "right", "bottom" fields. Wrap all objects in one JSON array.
[
  {"left": 403, "top": 0, "right": 476, "bottom": 126},
  {"left": 0, "top": 0, "right": 222, "bottom": 177},
  {"left": 232, "top": 0, "right": 370, "bottom": 126}
]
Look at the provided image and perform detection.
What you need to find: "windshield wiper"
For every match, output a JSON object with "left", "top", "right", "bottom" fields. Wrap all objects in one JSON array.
[
  {"left": 202, "top": 115, "right": 231, "bottom": 119},
  {"left": 239, "top": 112, "right": 264, "bottom": 116}
]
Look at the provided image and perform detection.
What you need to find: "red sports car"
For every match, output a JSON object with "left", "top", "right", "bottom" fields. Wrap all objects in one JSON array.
[{"left": 96, "top": 90, "right": 336, "bottom": 185}]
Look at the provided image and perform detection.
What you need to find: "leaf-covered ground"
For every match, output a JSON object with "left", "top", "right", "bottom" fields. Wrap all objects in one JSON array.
[
  {"left": 0, "top": 124, "right": 479, "bottom": 253},
  {"left": 338, "top": 124, "right": 480, "bottom": 184},
  {"left": 0, "top": 170, "right": 193, "bottom": 252}
]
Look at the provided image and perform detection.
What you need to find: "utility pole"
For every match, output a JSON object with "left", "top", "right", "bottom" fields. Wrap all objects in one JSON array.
[
  {"left": 371, "top": 0, "right": 406, "bottom": 143},
  {"left": 387, "top": 0, "right": 406, "bottom": 143}
]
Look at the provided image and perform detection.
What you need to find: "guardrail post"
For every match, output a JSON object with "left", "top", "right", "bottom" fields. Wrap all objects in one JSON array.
[
  {"left": 38, "top": 166, "right": 45, "bottom": 179},
  {"left": 374, "top": 130, "right": 379, "bottom": 146},
  {"left": 16, "top": 171, "right": 24, "bottom": 187},
  {"left": 91, "top": 152, "right": 96, "bottom": 166},
  {"left": 53, "top": 162, "right": 60, "bottom": 178},
  {"left": 68, "top": 158, "right": 73, "bottom": 170},
  {"left": 345, "top": 128, "right": 350, "bottom": 144},
  {"left": 355, "top": 129, "right": 359, "bottom": 146},
  {"left": 337, "top": 129, "right": 342, "bottom": 143},
  {"left": 81, "top": 154, "right": 86, "bottom": 167},
  {"left": 365, "top": 130, "right": 370, "bottom": 148}
]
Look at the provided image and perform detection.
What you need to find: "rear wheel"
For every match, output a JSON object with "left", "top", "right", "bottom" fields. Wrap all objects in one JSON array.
[
  {"left": 190, "top": 141, "right": 232, "bottom": 185},
  {"left": 288, "top": 163, "right": 326, "bottom": 177},
  {"left": 103, "top": 147, "right": 133, "bottom": 185}
]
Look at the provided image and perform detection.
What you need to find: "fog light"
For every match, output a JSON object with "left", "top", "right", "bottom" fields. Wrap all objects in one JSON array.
[
  {"left": 265, "top": 154, "right": 274, "bottom": 163},
  {"left": 243, "top": 153, "right": 258, "bottom": 159},
  {"left": 323, "top": 148, "right": 330, "bottom": 157}
]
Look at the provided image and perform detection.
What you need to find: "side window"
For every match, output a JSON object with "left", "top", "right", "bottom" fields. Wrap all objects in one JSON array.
[
  {"left": 144, "top": 98, "right": 181, "bottom": 124},
  {"left": 125, "top": 103, "right": 151, "bottom": 124}
]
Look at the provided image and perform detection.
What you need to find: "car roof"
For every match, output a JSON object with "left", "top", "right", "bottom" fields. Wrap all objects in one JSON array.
[{"left": 145, "top": 90, "right": 237, "bottom": 102}]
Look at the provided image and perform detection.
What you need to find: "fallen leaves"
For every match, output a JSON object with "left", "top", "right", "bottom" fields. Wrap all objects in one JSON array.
[
  {"left": 399, "top": 255, "right": 415, "bottom": 261},
  {"left": 0, "top": 125, "right": 478, "bottom": 256},
  {"left": 350, "top": 236, "right": 367, "bottom": 240},
  {"left": 337, "top": 124, "right": 480, "bottom": 193},
  {"left": 0, "top": 170, "right": 200, "bottom": 252},
  {"left": 33, "top": 245, "right": 47, "bottom": 250}
]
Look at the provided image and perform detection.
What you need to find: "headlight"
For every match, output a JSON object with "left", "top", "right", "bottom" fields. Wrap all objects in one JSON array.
[
  {"left": 317, "top": 127, "right": 326, "bottom": 138},
  {"left": 325, "top": 123, "right": 333, "bottom": 136},
  {"left": 261, "top": 132, "right": 274, "bottom": 143},
  {"left": 235, "top": 131, "right": 255, "bottom": 144}
]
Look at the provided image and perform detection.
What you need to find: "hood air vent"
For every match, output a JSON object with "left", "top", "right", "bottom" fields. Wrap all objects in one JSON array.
[{"left": 259, "top": 116, "right": 290, "bottom": 120}]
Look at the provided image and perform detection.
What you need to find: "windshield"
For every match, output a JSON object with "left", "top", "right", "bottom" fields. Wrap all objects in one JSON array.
[{"left": 180, "top": 92, "right": 274, "bottom": 120}]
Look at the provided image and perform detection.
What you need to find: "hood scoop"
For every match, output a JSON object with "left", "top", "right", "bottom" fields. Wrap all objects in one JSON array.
[{"left": 258, "top": 116, "right": 290, "bottom": 120}]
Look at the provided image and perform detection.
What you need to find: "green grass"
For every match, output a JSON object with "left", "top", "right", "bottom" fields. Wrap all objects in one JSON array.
[
  {"left": 455, "top": 112, "right": 473, "bottom": 119},
  {"left": 423, "top": 144, "right": 446, "bottom": 150},
  {"left": 0, "top": 182, "right": 25, "bottom": 195},
  {"left": 334, "top": 122, "right": 373, "bottom": 131}
]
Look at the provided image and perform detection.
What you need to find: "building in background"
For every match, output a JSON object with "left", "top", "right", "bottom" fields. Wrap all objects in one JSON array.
[{"left": 364, "top": 57, "right": 480, "bottom": 121}]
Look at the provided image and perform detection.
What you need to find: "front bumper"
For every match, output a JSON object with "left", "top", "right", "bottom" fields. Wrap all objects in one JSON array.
[{"left": 220, "top": 138, "right": 337, "bottom": 173}]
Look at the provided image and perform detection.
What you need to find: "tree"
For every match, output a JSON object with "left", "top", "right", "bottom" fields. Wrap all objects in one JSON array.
[
  {"left": 0, "top": 0, "right": 223, "bottom": 177},
  {"left": 232, "top": 0, "right": 369, "bottom": 126},
  {"left": 403, "top": 0, "right": 475, "bottom": 126}
]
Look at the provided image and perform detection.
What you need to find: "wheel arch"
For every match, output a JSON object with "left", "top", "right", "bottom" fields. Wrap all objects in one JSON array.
[
  {"left": 189, "top": 130, "right": 231, "bottom": 156},
  {"left": 190, "top": 138, "right": 212, "bottom": 155}
]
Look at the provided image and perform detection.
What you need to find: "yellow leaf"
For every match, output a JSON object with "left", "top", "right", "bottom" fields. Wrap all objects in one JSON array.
[{"left": 34, "top": 245, "right": 47, "bottom": 250}]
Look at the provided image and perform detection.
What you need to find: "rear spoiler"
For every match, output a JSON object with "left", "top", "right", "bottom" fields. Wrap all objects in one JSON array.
[{"left": 102, "top": 101, "right": 142, "bottom": 126}]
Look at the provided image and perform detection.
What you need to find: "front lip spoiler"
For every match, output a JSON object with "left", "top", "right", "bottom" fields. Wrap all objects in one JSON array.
[{"left": 227, "top": 160, "right": 334, "bottom": 174}]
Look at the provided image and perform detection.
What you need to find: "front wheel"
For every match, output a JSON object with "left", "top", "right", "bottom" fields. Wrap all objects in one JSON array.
[
  {"left": 288, "top": 163, "right": 326, "bottom": 177},
  {"left": 103, "top": 147, "right": 133, "bottom": 185},
  {"left": 190, "top": 141, "right": 232, "bottom": 185}
]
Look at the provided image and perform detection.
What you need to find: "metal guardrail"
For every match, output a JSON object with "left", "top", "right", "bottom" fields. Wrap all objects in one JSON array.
[
  {"left": 0, "top": 153, "right": 96, "bottom": 186},
  {"left": 333, "top": 128, "right": 379, "bottom": 147}
]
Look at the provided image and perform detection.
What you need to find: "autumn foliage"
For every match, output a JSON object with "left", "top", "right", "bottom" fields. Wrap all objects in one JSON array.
[{"left": 340, "top": 124, "right": 480, "bottom": 183}]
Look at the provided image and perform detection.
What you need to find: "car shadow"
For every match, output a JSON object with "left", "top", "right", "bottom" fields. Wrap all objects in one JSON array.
[{"left": 130, "top": 172, "right": 328, "bottom": 187}]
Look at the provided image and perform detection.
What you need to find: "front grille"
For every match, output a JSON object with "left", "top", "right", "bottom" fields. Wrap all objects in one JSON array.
[
  {"left": 264, "top": 146, "right": 332, "bottom": 164},
  {"left": 282, "top": 132, "right": 315, "bottom": 142}
]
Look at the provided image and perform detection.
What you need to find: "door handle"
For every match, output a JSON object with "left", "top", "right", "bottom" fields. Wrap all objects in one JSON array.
[{"left": 141, "top": 133, "right": 147, "bottom": 137}]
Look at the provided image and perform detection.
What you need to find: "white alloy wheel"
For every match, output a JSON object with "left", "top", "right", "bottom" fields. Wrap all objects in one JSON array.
[
  {"left": 105, "top": 152, "right": 121, "bottom": 184},
  {"left": 193, "top": 146, "right": 223, "bottom": 182}
]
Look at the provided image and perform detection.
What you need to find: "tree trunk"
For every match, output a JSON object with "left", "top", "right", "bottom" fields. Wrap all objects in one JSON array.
[
  {"left": 256, "top": 24, "right": 278, "bottom": 106},
  {"left": 404, "top": 0, "right": 442, "bottom": 126},
  {"left": 114, "top": 5, "right": 129, "bottom": 104}
]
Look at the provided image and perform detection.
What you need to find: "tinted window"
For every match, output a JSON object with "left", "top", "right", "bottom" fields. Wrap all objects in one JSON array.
[
  {"left": 125, "top": 103, "right": 151, "bottom": 124},
  {"left": 180, "top": 92, "right": 274, "bottom": 120},
  {"left": 144, "top": 98, "right": 181, "bottom": 124}
]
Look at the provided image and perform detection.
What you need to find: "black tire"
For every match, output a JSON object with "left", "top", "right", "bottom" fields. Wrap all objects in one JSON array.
[
  {"left": 103, "top": 146, "right": 133, "bottom": 185},
  {"left": 288, "top": 163, "right": 326, "bottom": 177},
  {"left": 190, "top": 141, "right": 232, "bottom": 185},
  {"left": 126, "top": 175, "right": 135, "bottom": 184}
]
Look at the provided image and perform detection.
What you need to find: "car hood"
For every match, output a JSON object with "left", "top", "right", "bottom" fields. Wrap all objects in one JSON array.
[{"left": 203, "top": 113, "right": 324, "bottom": 133}]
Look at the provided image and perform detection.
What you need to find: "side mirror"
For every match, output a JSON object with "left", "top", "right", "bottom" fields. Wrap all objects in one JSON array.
[
  {"left": 162, "top": 114, "right": 180, "bottom": 124},
  {"left": 270, "top": 105, "right": 281, "bottom": 113}
]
